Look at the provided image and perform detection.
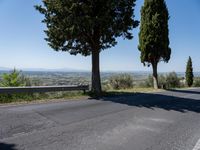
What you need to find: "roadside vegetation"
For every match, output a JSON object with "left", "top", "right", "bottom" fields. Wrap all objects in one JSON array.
[
  {"left": 108, "top": 74, "right": 134, "bottom": 90},
  {"left": 0, "top": 91, "right": 87, "bottom": 104},
  {"left": 141, "top": 72, "right": 182, "bottom": 89},
  {"left": 0, "top": 68, "right": 199, "bottom": 103},
  {"left": 193, "top": 78, "right": 200, "bottom": 87},
  {"left": 0, "top": 69, "right": 87, "bottom": 103}
]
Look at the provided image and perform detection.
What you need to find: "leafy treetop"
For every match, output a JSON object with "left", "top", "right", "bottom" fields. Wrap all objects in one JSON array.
[
  {"left": 138, "top": 0, "right": 171, "bottom": 66},
  {"left": 35, "top": 0, "right": 139, "bottom": 56}
]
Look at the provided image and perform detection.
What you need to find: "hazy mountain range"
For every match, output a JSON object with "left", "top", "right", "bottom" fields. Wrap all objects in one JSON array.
[
  {"left": 0, "top": 67, "right": 86, "bottom": 72},
  {"left": 0, "top": 67, "right": 200, "bottom": 77}
]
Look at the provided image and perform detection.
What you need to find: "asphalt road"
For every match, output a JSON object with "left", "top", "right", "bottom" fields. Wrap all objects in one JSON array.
[{"left": 1, "top": 88, "right": 200, "bottom": 150}]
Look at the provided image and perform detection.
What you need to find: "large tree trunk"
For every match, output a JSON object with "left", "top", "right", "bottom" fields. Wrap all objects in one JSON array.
[
  {"left": 152, "top": 62, "right": 159, "bottom": 89},
  {"left": 91, "top": 49, "right": 102, "bottom": 96}
]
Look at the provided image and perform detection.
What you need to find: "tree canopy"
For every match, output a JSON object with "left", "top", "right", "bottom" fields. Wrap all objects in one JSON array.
[
  {"left": 138, "top": 0, "right": 171, "bottom": 66},
  {"left": 35, "top": 0, "right": 139, "bottom": 56},
  {"left": 35, "top": 0, "right": 139, "bottom": 95}
]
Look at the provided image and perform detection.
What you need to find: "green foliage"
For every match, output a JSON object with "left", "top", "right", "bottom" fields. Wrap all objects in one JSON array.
[
  {"left": 193, "top": 78, "right": 200, "bottom": 87},
  {"left": 0, "top": 69, "right": 35, "bottom": 102},
  {"left": 35, "top": 0, "right": 139, "bottom": 56},
  {"left": 138, "top": 0, "right": 171, "bottom": 89},
  {"left": 143, "top": 75, "right": 153, "bottom": 87},
  {"left": 35, "top": 0, "right": 139, "bottom": 94},
  {"left": 185, "top": 56, "right": 194, "bottom": 87},
  {"left": 143, "top": 74, "right": 167, "bottom": 88},
  {"left": 102, "top": 81, "right": 112, "bottom": 91},
  {"left": 157, "top": 74, "right": 166, "bottom": 88},
  {"left": 0, "top": 69, "right": 88, "bottom": 103},
  {"left": 0, "top": 69, "right": 30, "bottom": 87},
  {"left": 143, "top": 72, "right": 180, "bottom": 89},
  {"left": 165, "top": 72, "right": 180, "bottom": 88},
  {"left": 109, "top": 74, "right": 134, "bottom": 90},
  {"left": 138, "top": 0, "right": 171, "bottom": 65},
  {"left": 0, "top": 91, "right": 85, "bottom": 104}
]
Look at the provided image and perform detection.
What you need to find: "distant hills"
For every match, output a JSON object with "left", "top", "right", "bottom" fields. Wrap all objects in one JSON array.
[
  {"left": 22, "top": 68, "right": 86, "bottom": 72},
  {"left": 0, "top": 67, "right": 11, "bottom": 71},
  {"left": 0, "top": 67, "right": 200, "bottom": 77},
  {"left": 0, "top": 67, "right": 87, "bottom": 72}
]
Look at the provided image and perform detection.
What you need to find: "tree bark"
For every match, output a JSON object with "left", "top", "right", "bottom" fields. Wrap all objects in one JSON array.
[
  {"left": 152, "top": 62, "right": 159, "bottom": 89},
  {"left": 91, "top": 48, "right": 102, "bottom": 96}
]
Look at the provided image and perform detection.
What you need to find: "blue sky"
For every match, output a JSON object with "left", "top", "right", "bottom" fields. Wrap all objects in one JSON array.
[{"left": 0, "top": 0, "right": 200, "bottom": 72}]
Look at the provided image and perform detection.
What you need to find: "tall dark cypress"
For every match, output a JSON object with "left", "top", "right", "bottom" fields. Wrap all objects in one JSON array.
[
  {"left": 138, "top": 0, "right": 171, "bottom": 89},
  {"left": 186, "top": 56, "right": 194, "bottom": 87}
]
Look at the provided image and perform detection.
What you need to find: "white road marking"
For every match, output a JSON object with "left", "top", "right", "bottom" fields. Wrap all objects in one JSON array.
[{"left": 193, "top": 138, "right": 200, "bottom": 150}]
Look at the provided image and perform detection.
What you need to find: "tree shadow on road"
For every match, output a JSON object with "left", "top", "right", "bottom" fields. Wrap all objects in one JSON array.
[
  {"left": 166, "top": 89, "right": 200, "bottom": 95},
  {"left": 0, "top": 143, "right": 17, "bottom": 150},
  {"left": 100, "top": 91, "right": 200, "bottom": 113}
]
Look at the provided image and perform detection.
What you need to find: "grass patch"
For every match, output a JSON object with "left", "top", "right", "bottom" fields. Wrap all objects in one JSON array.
[
  {"left": 0, "top": 91, "right": 88, "bottom": 104},
  {"left": 0, "top": 88, "right": 162, "bottom": 104},
  {"left": 105, "top": 87, "right": 162, "bottom": 94}
]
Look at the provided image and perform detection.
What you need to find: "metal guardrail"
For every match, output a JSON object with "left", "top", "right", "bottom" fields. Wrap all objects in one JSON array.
[{"left": 0, "top": 85, "right": 89, "bottom": 94}]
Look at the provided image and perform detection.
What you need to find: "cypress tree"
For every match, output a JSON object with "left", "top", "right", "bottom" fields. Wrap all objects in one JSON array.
[
  {"left": 186, "top": 56, "right": 194, "bottom": 87},
  {"left": 138, "top": 0, "right": 171, "bottom": 89},
  {"left": 35, "top": 0, "right": 139, "bottom": 95}
]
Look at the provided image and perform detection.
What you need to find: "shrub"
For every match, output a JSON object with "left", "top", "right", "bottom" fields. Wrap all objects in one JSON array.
[
  {"left": 158, "top": 75, "right": 167, "bottom": 89},
  {"left": 109, "top": 74, "right": 134, "bottom": 90},
  {"left": 0, "top": 69, "right": 34, "bottom": 102},
  {"left": 142, "top": 75, "right": 166, "bottom": 88},
  {"left": 102, "top": 80, "right": 112, "bottom": 91},
  {"left": 193, "top": 78, "right": 200, "bottom": 87},
  {"left": 142, "top": 72, "right": 181, "bottom": 89},
  {"left": 0, "top": 69, "right": 31, "bottom": 87},
  {"left": 165, "top": 72, "right": 180, "bottom": 88},
  {"left": 143, "top": 75, "right": 153, "bottom": 88}
]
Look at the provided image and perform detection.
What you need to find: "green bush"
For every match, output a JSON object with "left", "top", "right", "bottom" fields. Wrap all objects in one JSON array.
[
  {"left": 193, "top": 78, "right": 200, "bottom": 87},
  {"left": 142, "top": 75, "right": 165, "bottom": 88},
  {"left": 0, "top": 69, "right": 31, "bottom": 87},
  {"left": 102, "top": 80, "right": 112, "bottom": 91},
  {"left": 142, "top": 72, "right": 181, "bottom": 89},
  {"left": 109, "top": 74, "right": 134, "bottom": 90},
  {"left": 158, "top": 75, "right": 167, "bottom": 89},
  {"left": 0, "top": 69, "right": 35, "bottom": 102},
  {"left": 165, "top": 72, "right": 180, "bottom": 88},
  {"left": 142, "top": 75, "right": 153, "bottom": 88}
]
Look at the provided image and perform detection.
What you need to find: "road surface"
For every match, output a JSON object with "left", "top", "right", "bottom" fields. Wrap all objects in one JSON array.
[{"left": 1, "top": 88, "right": 200, "bottom": 150}]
